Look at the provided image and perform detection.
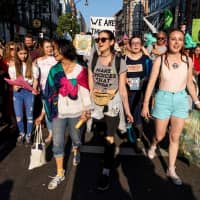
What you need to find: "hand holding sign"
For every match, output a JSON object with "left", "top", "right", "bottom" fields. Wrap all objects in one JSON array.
[{"left": 4, "top": 76, "right": 38, "bottom": 94}]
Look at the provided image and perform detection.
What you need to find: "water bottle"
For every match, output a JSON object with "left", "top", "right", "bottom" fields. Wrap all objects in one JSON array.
[{"left": 126, "top": 123, "right": 136, "bottom": 144}]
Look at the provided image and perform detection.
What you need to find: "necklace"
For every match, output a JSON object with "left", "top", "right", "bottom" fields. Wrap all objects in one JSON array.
[{"left": 172, "top": 63, "right": 179, "bottom": 69}]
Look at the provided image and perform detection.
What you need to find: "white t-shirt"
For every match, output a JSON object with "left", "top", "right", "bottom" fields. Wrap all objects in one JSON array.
[
  {"left": 58, "top": 64, "right": 91, "bottom": 118},
  {"left": 36, "top": 56, "right": 57, "bottom": 91},
  {"left": 8, "top": 63, "right": 39, "bottom": 85}
]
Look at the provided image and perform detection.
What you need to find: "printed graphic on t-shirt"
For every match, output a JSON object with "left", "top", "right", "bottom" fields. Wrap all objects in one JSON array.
[
  {"left": 94, "top": 67, "right": 117, "bottom": 90},
  {"left": 127, "top": 77, "right": 141, "bottom": 90},
  {"left": 127, "top": 64, "right": 143, "bottom": 72}
]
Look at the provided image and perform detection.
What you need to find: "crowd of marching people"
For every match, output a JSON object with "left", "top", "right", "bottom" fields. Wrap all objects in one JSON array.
[{"left": 0, "top": 25, "right": 200, "bottom": 191}]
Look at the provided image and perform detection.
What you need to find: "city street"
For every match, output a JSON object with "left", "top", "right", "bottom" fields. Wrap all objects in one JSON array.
[{"left": 0, "top": 125, "right": 200, "bottom": 200}]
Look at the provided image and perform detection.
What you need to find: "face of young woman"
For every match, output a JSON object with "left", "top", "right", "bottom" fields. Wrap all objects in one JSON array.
[
  {"left": 130, "top": 38, "right": 142, "bottom": 54},
  {"left": 168, "top": 31, "right": 184, "bottom": 54},
  {"left": 194, "top": 46, "right": 200, "bottom": 56},
  {"left": 53, "top": 44, "right": 63, "bottom": 61},
  {"left": 43, "top": 42, "right": 53, "bottom": 56},
  {"left": 17, "top": 50, "right": 28, "bottom": 62},
  {"left": 9, "top": 45, "right": 15, "bottom": 58},
  {"left": 96, "top": 32, "right": 114, "bottom": 53}
]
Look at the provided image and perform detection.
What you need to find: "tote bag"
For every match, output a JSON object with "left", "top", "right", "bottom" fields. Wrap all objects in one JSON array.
[{"left": 28, "top": 125, "right": 46, "bottom": 170}]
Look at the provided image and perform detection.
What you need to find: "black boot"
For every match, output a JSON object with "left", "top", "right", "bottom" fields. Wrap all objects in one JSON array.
[{"left": 97, "top": 142, "right": 115, "bottom": 191}]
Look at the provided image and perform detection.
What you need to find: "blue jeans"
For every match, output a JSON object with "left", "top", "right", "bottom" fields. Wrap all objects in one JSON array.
[
  {"left": 13, "top": 89, "right": 35, "bottom": 136},
  {"left": 128, "top": 91, "right": 143, "bottom": 125},
  {"left": 42, "top": 99, "right": 52, "bottom": 134},
  {"left": 52, "top": 117, "right": 81, "bottom": 157}
]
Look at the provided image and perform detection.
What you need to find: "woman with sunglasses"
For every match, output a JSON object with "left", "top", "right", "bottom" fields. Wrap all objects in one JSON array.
[
  {"left": 141, "top": 29, "right": 200, "bottom": 185},
  {"left": 1, "top": 42, "right": 16, "bottom": 127},
  {"left": 88, "top": 30, "right": 133, "bottom": 191},
  {"left": 147, "top": 31, "right": 167, "bottom": 61}
]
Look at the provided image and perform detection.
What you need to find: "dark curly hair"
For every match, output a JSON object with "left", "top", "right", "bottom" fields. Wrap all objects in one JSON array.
[{"left": 53, "top": 39, "right": 77, "bottom": 61}]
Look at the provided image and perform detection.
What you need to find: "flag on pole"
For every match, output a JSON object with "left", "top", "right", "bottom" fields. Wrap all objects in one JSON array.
[{"left": 163, "top": 9, "right": 173, "bottom": 30}]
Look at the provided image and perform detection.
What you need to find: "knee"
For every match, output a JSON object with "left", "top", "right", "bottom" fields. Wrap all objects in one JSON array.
[
  {"left": 105, "top": 136, "right": 114, "bottom": 144},
  {"left": 16, "top": 116, "right": 22, "bottom": 123},
  {"left": 169, "top": 133, "right": 180, "bottom": 143},
  {"left": 27, "top": 117, "right": 33, "bottom": 124}
]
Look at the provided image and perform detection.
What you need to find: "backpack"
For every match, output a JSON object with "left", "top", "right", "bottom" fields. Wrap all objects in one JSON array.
[{"left": 91, "top": 51, "right": 122, "bottom": 74}]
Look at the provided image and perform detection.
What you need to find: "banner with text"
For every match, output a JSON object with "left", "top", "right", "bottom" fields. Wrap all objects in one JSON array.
[{"left": 90, "top": 16, "right": 116, "bottom": 36}]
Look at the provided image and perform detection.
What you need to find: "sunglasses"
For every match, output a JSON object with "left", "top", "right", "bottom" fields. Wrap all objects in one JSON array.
[
  {"left": 95, "top": 37, "right": 110, "bottom": 43},
  {"left": 10, "top": 47, "right": 15, "bottom": 50},
  {"left": 157, "top": 37, "right": 165, "bottom": 41}
]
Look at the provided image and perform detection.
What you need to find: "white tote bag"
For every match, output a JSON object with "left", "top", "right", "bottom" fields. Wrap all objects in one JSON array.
[{"left": 28, "top": 125, "right": 46, "bottom": 170}]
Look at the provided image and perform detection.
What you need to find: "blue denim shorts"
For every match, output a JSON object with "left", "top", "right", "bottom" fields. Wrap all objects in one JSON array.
[{"left": 152, "top": 89, "right": 189, "bottom": 119}]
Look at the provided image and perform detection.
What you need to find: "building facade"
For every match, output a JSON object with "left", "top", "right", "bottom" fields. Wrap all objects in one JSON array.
[{"left": 0, "top": 0, "right": 61, "bottom": 41}]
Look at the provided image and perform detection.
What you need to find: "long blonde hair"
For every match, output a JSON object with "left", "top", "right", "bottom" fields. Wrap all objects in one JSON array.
[{"left": 14, "top": 42, "right": 33, "bottom": 78}]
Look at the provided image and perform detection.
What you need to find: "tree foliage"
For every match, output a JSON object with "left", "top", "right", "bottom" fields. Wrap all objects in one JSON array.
[{"left": 56, "top": 13, "right": 80, "bottom": 38}]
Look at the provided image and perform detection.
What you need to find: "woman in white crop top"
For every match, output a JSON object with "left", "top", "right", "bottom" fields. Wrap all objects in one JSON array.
[{"left": 142, "top": 29, "right": 200, "bottom": 185}]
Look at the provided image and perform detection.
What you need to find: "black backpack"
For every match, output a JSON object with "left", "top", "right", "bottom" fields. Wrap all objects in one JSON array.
[{"left": 91, "top": 51, "right": 122, "bottom": 74}]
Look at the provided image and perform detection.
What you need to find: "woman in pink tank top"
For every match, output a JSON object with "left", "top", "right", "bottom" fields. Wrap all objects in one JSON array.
[{"left": 141, "top": 29, "right": 200, "bottom": 185}]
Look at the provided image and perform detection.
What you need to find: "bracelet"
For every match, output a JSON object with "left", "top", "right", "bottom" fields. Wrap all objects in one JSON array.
[{"left": 194, "top": 100, "right": 200, "bottom": 105}]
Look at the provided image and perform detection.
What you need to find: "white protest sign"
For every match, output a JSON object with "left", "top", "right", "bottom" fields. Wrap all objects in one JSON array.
[
  {"left": 90, "top": 16, "right": 116, "bottom": 35},
  {"left": 73, "top": 34, "right": 92, "bottom": 56}
]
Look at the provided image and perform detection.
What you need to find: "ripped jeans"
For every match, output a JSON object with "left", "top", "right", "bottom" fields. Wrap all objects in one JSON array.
[{"left": 13, "top": 89, "right": 35, "bottom": 136}]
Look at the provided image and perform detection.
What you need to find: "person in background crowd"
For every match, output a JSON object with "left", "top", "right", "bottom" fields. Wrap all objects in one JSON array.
[
  {"left": 141, "top": 29, "right": 200, "bottom": 185},
  {"left": 125, "top": 35, "right": 152, "bottom": 152},
  {"left": 8, "top": 42, "right": 39, "bottom": 145},
  {"left": 0, "top": 44, "right": 7, "bottom": 125},
  {"left": 88, "top": 30, "right": 133, "bottom": 191},
  {"left": 147, "top": 31, "right": 167, "bottom": 60},
  {"left": 179, "top": 22, "right": 187, "bottom": 35},
  {"left": 193, "top": 44, "right": 200, "bottom": 94},
  {"left": 2, "top": 42, "right": 17, "bottom": 127},
  {"left": 43, "top": 39, "right": 91, "bottom": 190},
  {"left": 24, "top": 33, "right": 40, "bottom": 61},
  {"left": 34, "top": 39, "right": 57, "bottom": 144}
]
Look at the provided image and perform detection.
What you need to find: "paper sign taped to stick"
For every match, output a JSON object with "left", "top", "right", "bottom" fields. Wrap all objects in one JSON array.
[{"left": 74, "top": 34, "right": 92, "bottom": 56}]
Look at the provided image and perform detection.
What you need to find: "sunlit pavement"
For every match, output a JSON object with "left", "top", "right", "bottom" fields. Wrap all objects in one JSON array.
[{"left": 0, "top": 127, "right": 200, "bottom": 200}]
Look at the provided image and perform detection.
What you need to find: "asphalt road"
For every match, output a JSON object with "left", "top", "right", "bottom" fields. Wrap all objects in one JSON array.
[{"left": 0, "top": 125, "right": 200, "bottom": 200}]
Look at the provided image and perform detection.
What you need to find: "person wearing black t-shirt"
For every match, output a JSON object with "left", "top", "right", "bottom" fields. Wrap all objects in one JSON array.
[{"left": 125, "top": 35, "right": 152, "bottom": 152}]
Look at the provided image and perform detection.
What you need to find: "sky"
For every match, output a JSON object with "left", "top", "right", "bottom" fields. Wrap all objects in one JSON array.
[{"left": 76, "top": 0, "right": 123, "bottom": 30}]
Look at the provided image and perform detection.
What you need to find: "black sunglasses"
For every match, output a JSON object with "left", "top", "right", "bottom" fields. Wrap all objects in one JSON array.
[
  {"left": 157, "top": 37, "right": 165, "bottom": 40},
  {"left": 95, "top": 37, "right": 110, "bottom": 43}
]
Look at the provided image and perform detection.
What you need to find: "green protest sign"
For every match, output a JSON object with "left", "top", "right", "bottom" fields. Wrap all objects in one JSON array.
[{"left": 192, "top": 19, "right": 200, "bottom": 44}]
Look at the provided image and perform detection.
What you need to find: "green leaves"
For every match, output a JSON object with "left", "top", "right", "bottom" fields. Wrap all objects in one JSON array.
[{"left": 56, "top": 13, "right": 80, "bottom": 38}]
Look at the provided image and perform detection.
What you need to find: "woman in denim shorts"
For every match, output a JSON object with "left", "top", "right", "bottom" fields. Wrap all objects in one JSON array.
[{"left": 141, "top": 29, "right": 200, "bottom": 185}]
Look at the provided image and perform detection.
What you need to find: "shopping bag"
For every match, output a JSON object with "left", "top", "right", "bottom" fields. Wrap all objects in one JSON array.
[
  {"left": 28, "top": 125, "right": 46, "bottom": 170},
  {"left": 179, "top": 110, "right": 200, "bottom": 167}
]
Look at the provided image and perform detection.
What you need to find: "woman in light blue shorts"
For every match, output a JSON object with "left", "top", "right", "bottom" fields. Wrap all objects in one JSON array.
[
  {"left": 152, "top": 89, "right": 189, "bottom": 119},
  {"left": 141, "top": 29, "right": 200, "bottom": 186}
]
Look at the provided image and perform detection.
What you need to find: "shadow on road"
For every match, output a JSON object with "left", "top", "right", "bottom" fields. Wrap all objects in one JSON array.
[
  {"left": 0, "top": 179, "right": 14, "bottom": 200},
  {"left": 70, "top": 153, "right": 197, "bottom": 200}
]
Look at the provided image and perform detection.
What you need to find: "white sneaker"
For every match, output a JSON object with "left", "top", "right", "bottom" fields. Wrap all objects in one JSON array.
[
  {"left": 166, "top": 167, "right": 182, "bottom": 185},
  {"left": 48, "top": 173, "right": 65, "bottom": 190},
  {"left": 148, "top": 145, "right": 157, "bottom": 159}
]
